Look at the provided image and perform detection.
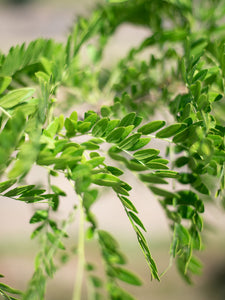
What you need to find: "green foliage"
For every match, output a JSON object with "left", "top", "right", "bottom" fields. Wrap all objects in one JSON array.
[{"left": 1, "top": 0, "right": 225, "bottom": 299}]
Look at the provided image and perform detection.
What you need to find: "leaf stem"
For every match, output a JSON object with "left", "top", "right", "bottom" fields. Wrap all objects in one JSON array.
[{"left": 72, "top": 194, "right": 86, "bottom": 300}]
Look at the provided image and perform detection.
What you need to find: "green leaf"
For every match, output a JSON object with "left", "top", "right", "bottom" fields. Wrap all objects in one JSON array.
[
  {"left": 118, "top": 133, "right": 141, "bottom": 150},
  {"left": 0, "top": 179, "right": 16, "bottom": 193},
  {"left": 128, "top": 211, "right": 146, "bottom": 232},
  {"left": 51, "top": 185, "right": 66, "bottom": 196},
  {"left": 77, "top": 121, "right": 92, "bottom": 133},
  {"left": 0, "top": 283, "right": 22, "bottom": 295},
  {"left": 29, "top": 210, "right": 48, "bottom": 224},
  {"left": 154, "top": 170, "right": 178, "bottom": 178},
  {"left": 101, "top": 106, "right": 111, "bottom": 117},
  {"left": 87, "top": 156, "right": 105, "bottom": 168},
  {"left": 146, "top": 162, "right": 169, "bottom": 169},
  {"left": 107, "top": 166, "right": 124, "bottom": 176},
  {"left": 125, "top": 160, "right": 148, "bottom": 171},
  {"left": 150, "top": 186, "right": 174, "bottom": 198},
  {"left": 83, "top": 189, "right": 98, "bottom": 211},
  {"left": 192, "top": 69, "right": 208, "bottom": 83},
  {"left": 65, "top": 118, "right": 76, "bottom": 137},
  {"left": 119, "top": 195, "right": 138, "bottom": 213},
  {"left": 119, "top": 112, "right": 136, "bottom": 127},
  {"left": 104, "top": 119, "right": 120, "bottom": 135},
  {"left": 156, "top": 123, "right": 184, "bottom": 138},
  {"left": 121, "top": 125, "right": 134, "bottom": 140},
  {"left": 0, "top": 88, "right": 35, "bottom": 109},
  {"left": 133, "top": 116, "right": 143, "bottom": 128},
  {"left": 106, "top": 127, "right": 125, "bottom": 143},
  {"left": 127, "top": 137, "right": 151, "bottom": 151},
  {"left": 81, "top": 141, "right": 100, "bottom": 150},
  {"left": 0, "top": 76, "right": 12, "bottom": 94},
  {"left": 72, "top": 164, "right": 91, "bottom": 180},
  {"left": 139, "top": 174, "right": 168, "bottom": 184},
  {"left": 138, "top": 120, "right": 165, "bottom": 135},
  {"left": 114, "top": 267, "right": 142, "bottom": 286},
  {"left": 133, "top": 148, "right": 160, "bottom": 160},
  {"left": 92, "top": 173, "right": 120, "bottom": 187},
  {"left": 175, "top": 223, "right": 190, "bottom": 247},
  {"left": 98, "top": 230, "right": 118, "bottom": 251},
  {"left": 92, "top": 118, "right": 108, "bottom": 137},
  {"left": 90, "top": 275, "right": 103, "bottom": 288},
  {"left": 4, "top": 185, "right": 35, "bottom": 197}
]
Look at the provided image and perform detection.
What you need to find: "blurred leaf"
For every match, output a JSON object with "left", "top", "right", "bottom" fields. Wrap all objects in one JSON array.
[
  {"left": 133, "top": 148, "right": 160, "bottom": 160},
  {"left": 114, "top": 267, "right": 142, "bottom": 286},
  {"left": 92, "top": 173, "right": 120, "bottom": 187},
  {"left": 0, "top": 179, "right": 16, "bottom": 193},
  {"left": 0, "top": 88, "right": 35, "bottom": 109},
  {"left": 30, "top": 210, "right": 48, "bottom": 224}
]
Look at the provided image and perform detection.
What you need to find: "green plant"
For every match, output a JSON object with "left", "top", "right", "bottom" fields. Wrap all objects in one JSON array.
[{"left": 0, "top": 0, "right": 225, "bottom": 299}]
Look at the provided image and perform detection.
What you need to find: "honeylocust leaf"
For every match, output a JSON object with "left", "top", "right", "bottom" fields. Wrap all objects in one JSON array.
[
  {"left": 133, "top": 148, "right": 160, "bottom": 160},
  {"left": 156, "top": 123, "right": 184, "bottom": 138},
  {"left": 4, "top": 185, "right": 35, "bottom": 197},
  {"left": 128, "top": 211, "right": 146, "bottom": 231},
  {"left": 119, "top": 195, "right": 138, "bottom": 213},
  {"left": 92, "top": 173, "right": 120, "bottom": 187},
  {"left": 118, "top": 133, "right": 141, "bottom": 150},
  {"left": 0, "top": 179, "right": 16, "bottom": 193},
  {"left": 114, "top": 267, "right": 142, "bottom": 286},
  {"left": 107, "top": 166, "right": 124, "bottom": 176},
  {"left": 139, "top": 174, "right": 168, "bottom": 184},
  {"left": 127, "top": 137, "right": 151, "bottom": 151},
  {"left": 0, "top": 76, "right": 12, "bottom": 94},
  {"left": 30, "top": 210, "right": 48, "bottom": 224},
  {"left": 106, "top": 127, "right": 125, "bottom": 143},
  {"left": 0, "top": 88, "right": 35, "bottom": 109},
  {"left": 0, "top": 283, "right": 22, "bottom": 295},
  {"left": 119, "top": 112, "right": 136, "bottom": 127},
  {"left": 98, "top": 230, "right": 118, "bottom": 250},
  {"left": 138, "top": 120, "right": 165, "bottom": 135}
]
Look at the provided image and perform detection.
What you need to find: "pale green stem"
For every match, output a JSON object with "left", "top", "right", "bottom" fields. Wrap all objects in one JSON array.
[
  {"left": 0, "top": 106, "right": 11, "bottom": 118},
  {"left": 72, "top": 195, "right": 86, "bottom": 300}
]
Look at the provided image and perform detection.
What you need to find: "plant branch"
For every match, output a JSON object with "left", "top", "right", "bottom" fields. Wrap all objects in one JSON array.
[{"left": 72, "top": 194, "right": 86, "bottom": 300}]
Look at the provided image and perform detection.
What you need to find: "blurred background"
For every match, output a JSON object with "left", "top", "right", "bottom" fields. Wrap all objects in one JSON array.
[{"left": 0, "top": 0, "right": 225, "bottom": 299}]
